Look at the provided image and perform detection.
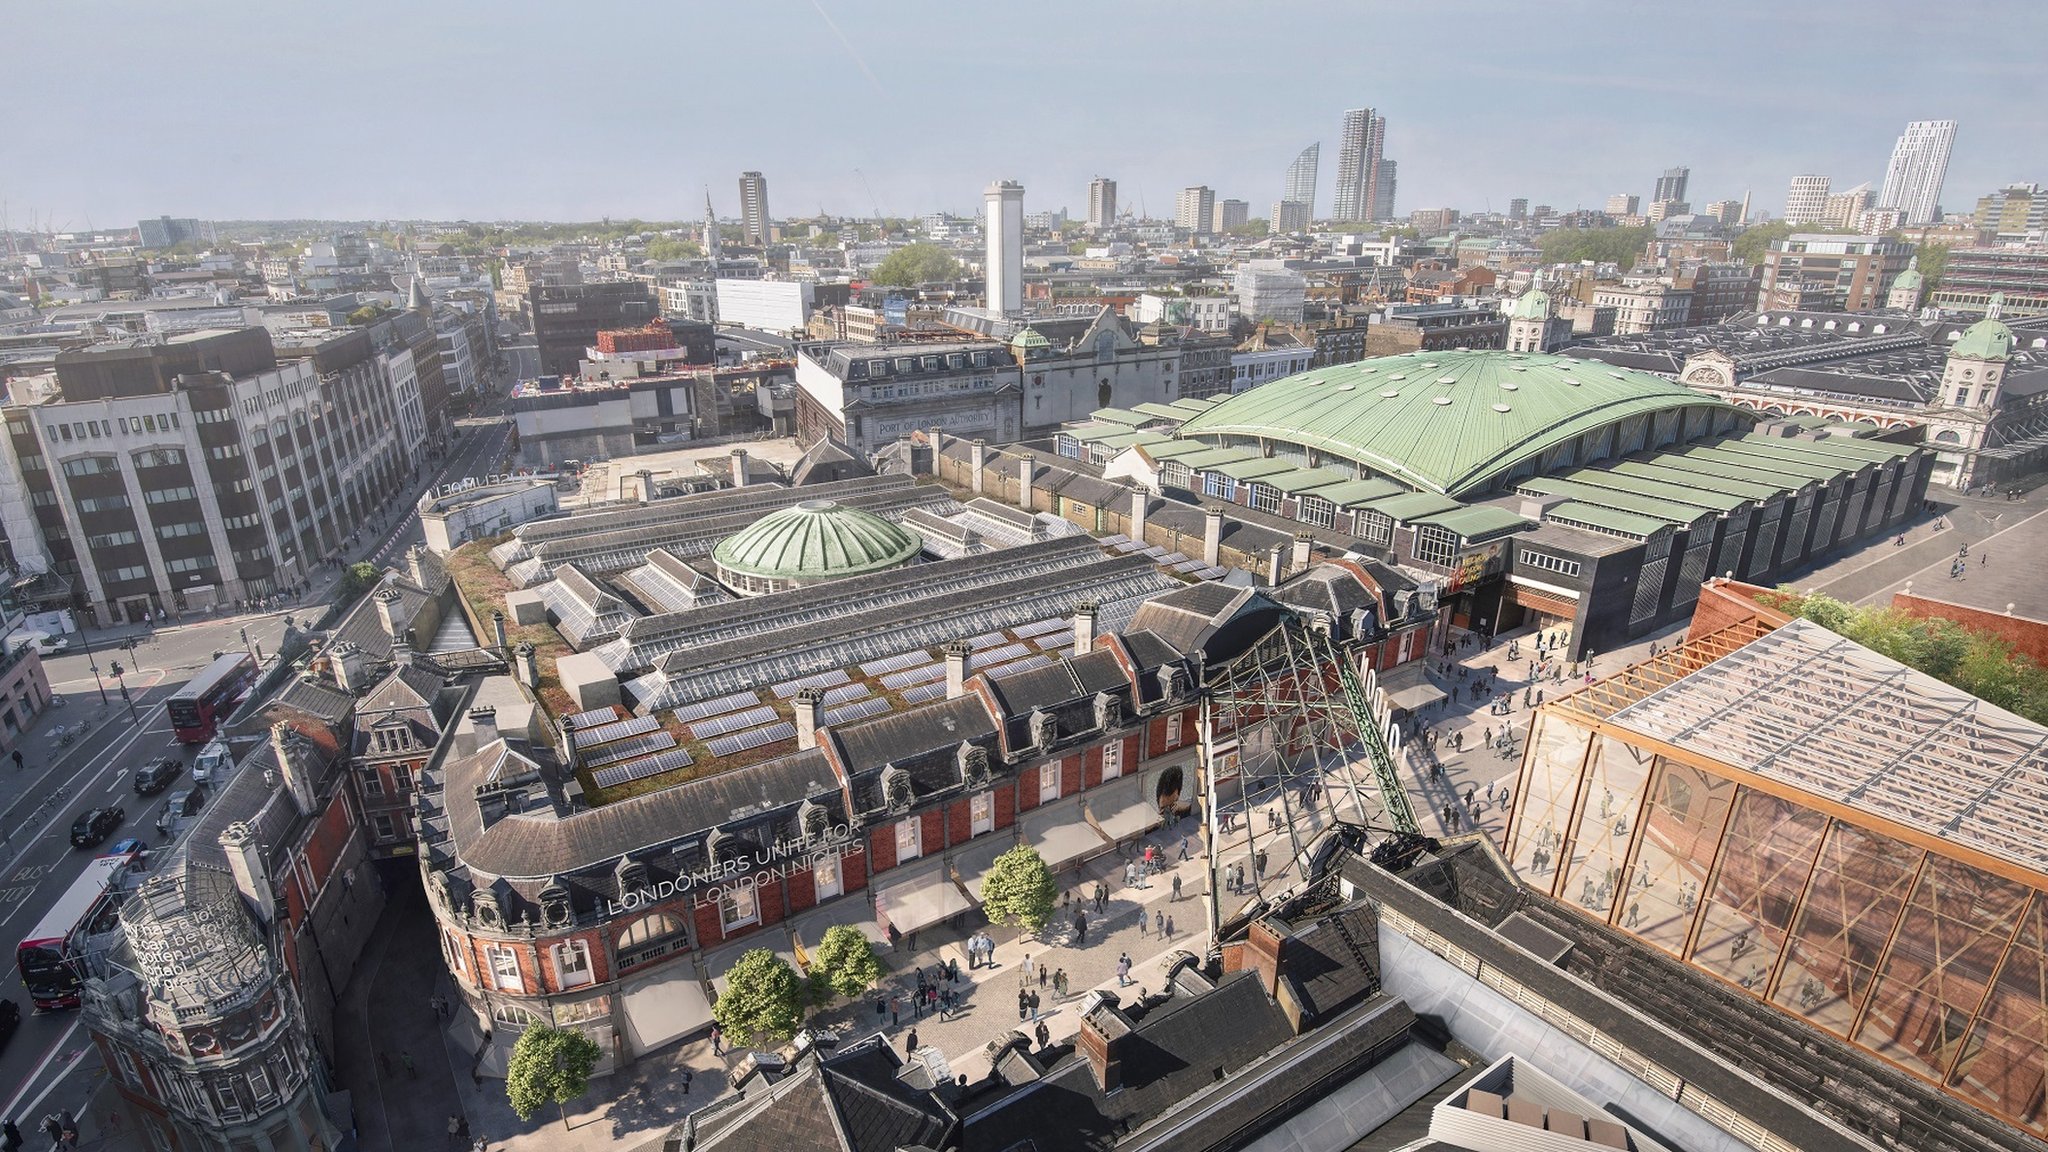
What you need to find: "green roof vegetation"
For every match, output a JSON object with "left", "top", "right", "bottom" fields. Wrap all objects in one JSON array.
[{"left": 1176, "top": 349, "right": 1737, "bottom": 498}]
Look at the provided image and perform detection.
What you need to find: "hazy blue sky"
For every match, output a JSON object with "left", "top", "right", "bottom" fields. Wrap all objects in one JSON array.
[{"left": 8, "top": 0, "right": 2043, "bottom": 228}]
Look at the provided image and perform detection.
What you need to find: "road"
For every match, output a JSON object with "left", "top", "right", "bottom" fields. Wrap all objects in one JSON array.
[{"left": 361, "top": 419, "right": 515, "bottom": 571}]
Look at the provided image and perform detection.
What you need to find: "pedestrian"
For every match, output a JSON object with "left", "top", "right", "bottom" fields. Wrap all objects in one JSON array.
[
  {"left": 1035, "top": 1019, "right": 1052, "bottom": 1049},
  {"left": 680, "top": 1069, "right": 693, "bottom": 1095},
  {"left": 401, "top": 1050, "right": 416, "bottom": 1077},
  {"left": 1165, "top": 913, "right": 1175, "bottom": 938},
  {"left": 1125, "top": 860, "right": 1138, "bottom": 887},
  {"left": 1178, "top": 836, "right": 1190, "bottom": 862},
  {"left": 1139, "top": 911, "right": 1148, "bottom": 937},
  {"left": 711, "top": 1024, "right": 724, "bottom": 1057},
  {"left": 1, "top": 1120, "right": 18, "bottom": 1151},
  {"left": 8, "top": 749, "right": 20, "bottom": 770},
  {"left": 1255, "top": 850, "right": 1267, "bottom": 878},
  {"left": 1039, "top": 964, "right": 1048, "bottom": 990},
  {"left": 1154, "top": 910, "right": 1165, "bottom": 937},
  {"left": 1116, "top": 953, "right": 1132, "bottom": 987},
  {"left": 449, "top": 1115, "right": 463, "bottom": 1149},
  {"left": 1074, "top": 909, "right": 1088, "bottom": 945},
  {"left": 1171, "top": 874, "right": 1183, "bottom": 902},
  {"left": 1054, "top": 968, "right": 1068, "bottom": 996},
  {"left": 948, "top": 956, "right": 959, "bottom": 983},
  {"left": 1018, "top": 988, "right": 1030, "bottom": 1021},
  {"left": 1096, "top": 881, "right": 1108, "bottom": 911},
  {"left": 891, "top": 993, "right": 901, "bottom": 1028},
  {"left": 1029, "top": 989, "right": 1041, "bottom": 1020},
  {"left": 905, "top": 1028, "right": 920, "bottom": 1057},
  {"left": 1022, "top": 953, "right": 1034, "bottom": 986}
]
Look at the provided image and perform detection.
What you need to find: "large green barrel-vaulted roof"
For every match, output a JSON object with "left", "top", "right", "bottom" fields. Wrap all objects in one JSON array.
[
  {"left": 1176, "top": 350, "right": 1741, "bottom": 498},
  {"left": 712, "top": 500, "right": 922, "bottom": 582}
]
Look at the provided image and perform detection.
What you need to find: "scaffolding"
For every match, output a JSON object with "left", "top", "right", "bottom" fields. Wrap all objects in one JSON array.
[{"left": 1198, "top": 608, "right": 1421, "bottom": 941}]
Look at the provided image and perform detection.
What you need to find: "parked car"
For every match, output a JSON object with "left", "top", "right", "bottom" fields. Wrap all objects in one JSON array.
[
  {"left": 70, "top": 807, "right": 124, "bottom": 849},
  {"left": 133, "top": 756, "right": 183, "bottom": 795},
  {"left": 164, "top": 789, "right": 206, "bottom": 821}
]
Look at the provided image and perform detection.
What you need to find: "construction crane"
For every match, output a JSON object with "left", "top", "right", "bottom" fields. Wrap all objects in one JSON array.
[{"left": 853, "top": 169, "right": 882, "bottom": 223}]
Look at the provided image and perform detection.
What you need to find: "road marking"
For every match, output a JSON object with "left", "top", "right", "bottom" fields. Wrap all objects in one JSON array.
[
  {"left": 1, "top": 1016, "right": 82, "bottom": 1120},
  {"left": 0, "top": 885, "right": 31, "bottom": 904},
  {"left": 11, "top": 863, "right": 51, "bottom": 882}
]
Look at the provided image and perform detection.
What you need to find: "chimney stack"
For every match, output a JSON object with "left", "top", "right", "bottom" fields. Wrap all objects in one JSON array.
[
  {"left": 970, "top": 440, "right": 987, "bottom": 494},
  {"left": 406, "top": 544, "right": 430, "bottom": 589},
  {"left": 1129, "top": 489, "right": 1148, "bottom": 546},
  {"left": 928, "top": 426, "right": 945, "bottom": 477},
  {"left": 1073, "top": 601, "right": 1098, "bottom": 654},
  {"left": 730, "top": 448, "right": 749, "bottom": 487},
  {"left": 1292, "top": 532, "right": 1313, "bottom": 572},
  {"left": 1266, "top": 543, "right": 1285, "bottom": 586},
  {"left": 1203, "top": 506, "right": 1224, "bottom": 568},
  {"left": 1017, "top": 456, "right": 1036, "bottom": 510},
  {"left": 330, "top": 641, "right": 364, "bottom": 694},
  {"left": 468, "top": 705, "right": 500, "bottom": 751},
  {"left": 515, "top": 641, "right": 539, "bottom": 687},
  {"left": 218, "top": 822, "right": 274, "bottom": 923},
  {"left": 391, "top": 638, "right": 414, "bottom": 667},
  {"left": 944, "top": 639, "right": 973, "bottom": 699},
  {"left": 491, "top": 609, "right": 509, "bottom": 652},
  {"left": 637, "top": 468, "right": 655, "bottom": 503},
  {"left": 1077, "top": 997, "right": 1129, "bottom": 1094},
  {"left": 373, "top": 586, "right": 403, "bottom": 640},
  {"left": 268, "top": 722, "right": 317, "bottom": 816},
  {"left": 794, "top": 687, "right": 823, "bottom": 749}
]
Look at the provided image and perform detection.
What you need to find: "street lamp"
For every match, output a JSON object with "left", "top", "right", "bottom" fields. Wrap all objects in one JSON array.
[{"left": 77, "top": 618, "right": 109, "bottom": 705}]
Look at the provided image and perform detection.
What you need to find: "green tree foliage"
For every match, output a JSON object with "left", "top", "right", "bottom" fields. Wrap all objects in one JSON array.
[
  {"left": 808, "top": 924, "right": 883, "bottom": 1002},
  {"left": 1732, "top": 221, "right": 1796, "bottom": 265},
  {"left": 1538, "top": 226, "right": 1651, "bottom": 270},
  {"left": 979, "top": 844, "right": 1058, "bottom": 933},
  {"left": 345, "top": 302, "right": 389, "bottom": 326},
  {"left": 713, "top": 948, "right": 806, "bottom": 1044},
  {"left": 643, "top": 236, "right": 703, "bottom": 263},
  {"left": 1916, "top": 242, "right": 1950, "bottom": 292},
  {"left": 872, "top": 243, "right": 963, "bottom": 287},
  {"left": 336, "top": 562, "right": 380, "bottom": 602},
  {"left": 1762, "top": 592, "right": 2048, "bottom": 723},
  {"left": 505, "top": 1023, "right": 602, "bottom": 1126},
  {"left": 1227, "top": 220, "right": 1272, "bottom": 239}
]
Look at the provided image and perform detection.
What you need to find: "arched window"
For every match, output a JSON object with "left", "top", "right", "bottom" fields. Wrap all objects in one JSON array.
[
  {"left": 618, "top": 910, "right": 689, "bottom": 967},
  {"left": 1934, "top": 429, "right": 1962, "bottom": 444}
]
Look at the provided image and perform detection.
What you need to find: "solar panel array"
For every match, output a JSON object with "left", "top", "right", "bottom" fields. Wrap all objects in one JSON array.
[
  {"left": 986, "top": 654, "right": 1056, "bottom": 680},
  {"left": 564, "top": 707, "right": 622, "bottom": 729},
  {"left": 583, "top": 730, "right": 678, "bottom": 768},
  {"left": 821, "top": 682, "right": 873, "bottom": 708},
  {"left": 880, "top": 663, "right": 945, "bottom": 690},
  {"left": 968, "top": 643, "right": 1031, "bottom": 670},
  {"left": 590, "top": 746, "right": 695, "bottom": 790},
  {"left": 569, "top": 715, "right": 661, "bottom": 750},
  {"left": 967, "top": 632, "right": 1011, "bottom": 650},
  {"left": 772, "top": 669, "right": 852, "bottom": 699},
  {"left": 900, "top": 681, "right": 948, "bottom": 704},
  {"left": 859, "top": 650, "right": 932, "bottom": 677},
  {"left": 1013, "top": 617, "right": 1068, "bottom": 639},
  {"left": 672, "top": 691, "right": 763, "bottom": 725},
  {"left": 689, "top": 705, "right": 780, "bottom": 741},
  {"left": 704, "top": 722, "right": 797, "bottom": 758},
  {"left": 822, "top": 697, "right": 891, "bottom": 726}
]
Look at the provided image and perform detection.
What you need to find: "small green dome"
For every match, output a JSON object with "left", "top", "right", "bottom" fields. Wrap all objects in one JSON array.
[
  {"left": 712, "top": 500, "right": 922, "bottom": 592},
  {"left": 1509, "top": 289, "right": 1551, "bottom": 320},
  {"left": 1011, "top": 327, "right": 1051, "bottom": 350},
  {"left": 1891, "top": 259, "right": 1923, "bottom": 293},
  {"left": 1952, "top": 317, "right": 2015, "bottom": 362}
]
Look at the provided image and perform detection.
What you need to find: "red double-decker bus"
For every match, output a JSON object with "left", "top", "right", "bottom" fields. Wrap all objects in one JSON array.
[
  {"left": 164, "top": 651, "right": 257, "bottom": 743},
  {"left": 17, "top": 853, "right": 133, "bottom": 1010}
]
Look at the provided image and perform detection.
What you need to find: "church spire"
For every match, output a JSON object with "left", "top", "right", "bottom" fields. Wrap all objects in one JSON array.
[{"left": 703, "top": 188, "right": 721, "bottom": 265}]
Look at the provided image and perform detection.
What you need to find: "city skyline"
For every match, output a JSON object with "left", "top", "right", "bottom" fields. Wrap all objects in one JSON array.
[{"left": 4, "top": 0, "right": 2044, "bottom": 227}]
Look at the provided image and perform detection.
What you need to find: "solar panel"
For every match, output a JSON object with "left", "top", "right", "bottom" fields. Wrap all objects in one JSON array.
[
  {"left": 859, "top": 650, "right": 933, "bottom": 677},
  {"left": 703, "top": 722, "right": 797, "bottom": 758},
  {"left": 880, "top": 663, "right": 944, "bottom": 690},
  {"left": 822, "top": 697, "right": 891, "bottom": 726},
  {"left": 569, "top": 715, "right": 661, "bottom": 750},
  {"left": 967, "top": 632, "right": 1010, "bottom": 650},
  {"left": 900, "top": 681, "right": 948, "bottom": 704},
  {"left": 583, "top": 730, "right": 678, "bottom": 768},
  {"left": 564, "top": 707, "right": 622, "bottom": 730},
  {"left": 986, "top": 654, "right": 1056, "bottom": 680},
  {"left": 690, "top": 705, "right": 781, "bottom": 741},
  {"left": 671, "top": 690, "right": 764, "bottom": 725},
  {"left": 771, "top": 669, "right": 852, "bottom": 699},
  {"left": 820, "top": 682, "right": 873, "bottom": 708},
  {"left": 590, "top": 746, "right": 695, "bottom": 790},
  {"left": 968, "top": 643, "right": 1030, "bottom": 670},
  {"left": 1012, "top": 617, "right": 1069, "bottom": 639}
]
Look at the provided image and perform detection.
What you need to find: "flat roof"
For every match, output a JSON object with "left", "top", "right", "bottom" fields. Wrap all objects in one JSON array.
[
  {"left": 1142, "top": 440, "right": 1212, "bottom": 461},
  {"left": 1178, "top": 446, "right": 1261, "bottom": 470},
  {"left": 1318, "top": 477, "right": 1408, "bottom": 508},
  {"left": 1609, "top": 459, "right": 1781, "bottom": 503},
  {"left": 1545, "top": 500, "right": 1669, "bottom": 540},
  {"left": 1516, "top": 477, "right": 1693, "bottom": 528}
]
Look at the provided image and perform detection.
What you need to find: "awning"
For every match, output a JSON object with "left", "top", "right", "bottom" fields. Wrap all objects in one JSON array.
[
  {"left": 788, "top": 894, "right": 890, "bottom": 973},
  {"left": 875, "top": 859, "right": 973, "bottom": 935},
  {"left": 477, "top": 1028, "right": 519, "bottom": 1078},
  {"left": 619, "top": 960, "right": 714, "bottom": 1056},
  {"left": 1022, "top": 800, "right": 1110, "bottom": 870},
  {"left": 1374, "top": 661, "right": 1446, "bottom": 713},
  {"left": 952, "top": 831, "right": 1020, "bottom": 902},
  {"left": 1086, "top": 776, "right": 1160, "bottom": 844},
  {"left": 704, "top": 932, "right": 802, "bottom": 1000}
]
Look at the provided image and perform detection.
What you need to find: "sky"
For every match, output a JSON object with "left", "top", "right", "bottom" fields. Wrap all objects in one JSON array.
[{"left": 6, "top": 0, "right": 2045, "bottom": 229}]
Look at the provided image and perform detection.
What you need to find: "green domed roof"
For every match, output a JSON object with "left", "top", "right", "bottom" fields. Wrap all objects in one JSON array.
[
  {"left": 712, "top": 500, "right": 922, "bottom": 583},
  {"left": 1891, "top": 256, "right": 1923, "bottom": 291},
  {"left": 1011, "top": 327, "right": 1051, "bottom": 350},
  {"left": 1176, "top": 349, "right": 1742, "bottom": 498},
  {"left": 1952, "top": 317, "right": 2014, "bottom": 362},
  {"left": 1509, "top": 289, "right": 1551, "bottom": 320}
]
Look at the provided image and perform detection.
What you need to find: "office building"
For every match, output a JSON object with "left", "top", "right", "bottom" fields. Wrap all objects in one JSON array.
[
  {"left": 984, "top": 180, "right": 1024, "bottom": 315},
  {"left": 1822, "top": 182, "right": 1876, "bottom": 230},
  {"left": 1176, "top": 186, "right": 1216, "bottom": 236},
  {"left": 1086, "top": 176, "right": 1116, "bottom": 230},
  {"left": 1333, "top": 108, "right": 1389, "bottom": 222},
  {"left": 1878, "top": 119, "right": 1956, "bottom": 225},
  {"left": 738, "top": 171, "right": 771, "bottom": 245},
  {"left": 528, "top": 281, "right": 660, "bottom": 375},
  {"left": 1374, "top": 158, "right": 1397, "bottom": 221},
  {"left": 1283, "top": 143, "right": 1319, "bottom": 213},
  {"left": 1654, "top": 166, "right": 1690, "bottom": 206},
  {"left": 136, "top": 216, "right": 204, "bottom": 249},
  {"left": 1784, "top": 175, "right": 1831, "bottom": 225},
  {"left": 1701, "top": 198, "right": 1746, "bottom": 226},
  {"left": 1755, "top": 233, "right": 1912, "bottom": 312},
  {"left": 1271, "top": 200, "right": 1311, "bottom": 234},
  {"left": 1973, "top": 183, "right": 2046, "bottom": 239},
  {"left": 1508, "top": 198, "right": 1528, "bottom": 221},
  {"left": 1646, "top": 199, "right": 1690, "bottom": 224},
  {"left": 1930, "top": 248, "right": 2048, "bottom": 317},
  {"left": 1212, "top": 198, "right": 1248, "bottom": 234},
  {"left": 1605, "top": 193, "right": 1641, "bottom": 217}
]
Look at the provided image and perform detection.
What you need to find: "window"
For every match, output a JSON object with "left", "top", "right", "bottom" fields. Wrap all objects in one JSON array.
[
  {"left": 1298, "top": 495, "right": 1334, "bottom": 529},
  {"left": 719, "top": 884, "right": 759, "bottom": 931},
  {"left": 1039, "top": 763, "right": 1061, "bottom": 804},
  {"left": 1160, "top": 461, "right": 1191, "bottom": 490},
  {"left": 101, "top": 565, "right": 150, "bottom": 584},
  {"left": 62, "top": 455, "right": 115, "bottom": 477},
  {"left": 395, "top": 765, "right": 415, "bottom": 795},
  {"left": 372, "top": 814, "right": 396, "bottom": 840},
  {"left": 1164, "top": 711, "right": 1184, "bottom": 751},
  {"left": 1101, "top": 740, "right": 1123, "bottom": 779},
  {"left": 1201, "top": 472, "right": 1237, "bottom": 500},
  {"left": 971, "top": 791, "right": 994, "bottom": 835},
  {"left": 895, "top": 816, "right": 922, "bottom": 862},
  {"left": 211, "top": 1082, "right": 244, "bottom": 1122},
  {"left": 442, "top": 930, "right": 467, "bottom": 973},
  {"left": 1518, "top": 550, "right": 1582, "bottom": 579},
  {"left": 552, "top": 941, "right": 594, "bottom": 989},
  {"left": 488, "top": 946, "right": 523, "bottom": 992},
  {"left": 814, "top": 854, "right": 842, "bottom": 900},
  {"left": 166, "top": 556, "right": 215, "bottom": 574},
  {"left": 246, "top": 1065, "right": 276, "bottom": 1106},
  {"left": 1250, "top": 484, "right": 1281, "bottom": 515},
  {"left": 363, "top": 771, "right": 386, "bottom": 798},
  {"left": 209, "top": 443, "right": 243, "bottom": 459},
  {"left": 1413, "top": 524, "right": 1459, "bottom": 567},
  {"left": 86, "top": 531, "right": 139, "bottom": 549},
  {"left": 145, "top": 486, "right": 198, "bottom": 505},
  {"left": 76, "top": 494, "right": 131, "bottom": 513},
  {"left": 157, "top": 522, "right": 206, "bottom": 540}
]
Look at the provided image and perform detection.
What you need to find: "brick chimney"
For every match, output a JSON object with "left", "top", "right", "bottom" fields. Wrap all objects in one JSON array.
[
  {"left": 1203, "top": 506, "right": 1224, "bottom": 568},
  {"left": 268, "top": 722, "right": 317, "bottom": 816},
  {"left": 1076, "top": 995, "right": 1130, "bottom": 1093},
  {"left": 1073, "top": 601, "right": 1098, "bottom": 654},
  {"left": 945, "top": 639, "right": 973, "bottom": 699},
  {"left": 970, "top": 440, "right": 987, "bottom": 494},
  {"left": 373, "top": 585, "right": 404, "bottom": 641},
  {"left": 218, "top": 821, "right": 273, "bottom": 923},
  {"left": 330, "top": 641, "right": 364, "bottom": 694},
  {"left": 794, "top": 687, "right": 823, "bottom": 750},
  {"left": 1017, "top": 456, "right": 1036, "bottom": 510},
  {"left": 1129, "top": 489, "right": 1148, "bottom": 546}
]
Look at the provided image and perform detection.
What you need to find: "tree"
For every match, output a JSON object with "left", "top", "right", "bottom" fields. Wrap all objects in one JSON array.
[
  {"left": 505, "top": 1023, "right": 602, "bottom": 1128},
  {"left": 808, "top": 924, "right": 883, "bottom": 1003},
  {"left": 979, "top": 844, "right": 1057, "bottom": 933},
  {"left": 345, "top": 302, "right": 389, "bottom": 326},
  {"left": 336, "top": 562, "right": 379, "bottom": 602},
  {"left": 644, "top": 235, "right": 703, "bottom": 263},
  {"left": 713, "top": 948, "right": 806, "bottom": 1045},
  {"left": 1916, "top": 242, "right": 1950, "bottom": 292},
  {"left": 872, "top": 243, "right": 963, "bottom": 287},
  {"left": 1226, "top": 219, "right": 1271, "bottom": 239},
  {"left": 1538, "top": 226, "right": 1651, "bottom": 270}
]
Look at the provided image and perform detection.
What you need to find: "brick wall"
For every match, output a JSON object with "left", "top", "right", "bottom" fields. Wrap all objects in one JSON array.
[{"left": 1892, "top": 593, "right": 2048, "bottom": 666}]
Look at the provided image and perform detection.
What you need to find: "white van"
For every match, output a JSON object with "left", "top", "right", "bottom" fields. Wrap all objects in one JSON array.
[
  {"left": 190, "top": 739, "right": 234, "bottom": 786},
  {"left": 4, "top": 631, "right": 68, "bottom": 657}
]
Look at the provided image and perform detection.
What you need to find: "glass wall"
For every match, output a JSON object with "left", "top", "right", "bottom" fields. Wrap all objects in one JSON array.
[
  {"left": 1622, "top": 759, "right": 1735, "bottom": 956},
  {"left": 1506, "top": 713, "right": 1592, "bottom": 886}
]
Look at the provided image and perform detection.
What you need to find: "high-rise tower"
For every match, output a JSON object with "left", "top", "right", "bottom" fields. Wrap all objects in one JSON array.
[
  {"left": 703, "top": 188, "right": 720, "bottom": 263},
  {"left": 984, "top": 180, "right": 1024, "bottom": 315},
  {"left": 1654, "top": 167, "right": 1690, "bottom": 206},
  {"left": 1088, "top": 177, "right": 1118, "bottom": 230},
  {"left": 1784, "top": 175, "right": 1831, "bottom": 226},
  {"left": 1284, "top": 143, "right": 1320, "bottom": 215},
  {"left": 738, "top": 171, "right": 770, "bottom": 245},
  {"left": 1333, "top": 109, "right": 1387, "bottom": 222},
  {"left": 1878, "top": 119, "right": 1957, "bottom": 226}
]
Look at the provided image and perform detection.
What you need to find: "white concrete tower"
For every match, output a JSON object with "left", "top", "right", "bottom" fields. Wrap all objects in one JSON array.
[{"left": 985, "top": 180, "right": 1024, "bottom": 315}]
